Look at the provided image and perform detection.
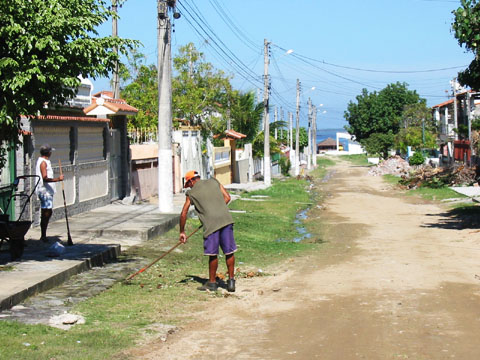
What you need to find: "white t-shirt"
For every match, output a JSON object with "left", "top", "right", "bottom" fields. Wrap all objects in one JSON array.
[{"left": 36, "top": 157, "right": 56, "bottom": 195}]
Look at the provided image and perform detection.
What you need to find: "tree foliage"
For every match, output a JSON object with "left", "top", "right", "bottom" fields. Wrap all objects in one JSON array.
[
  {"left": 344, "top": 82, "right": 424, "bottom": 142},
  {"left": 229, "top": 91, "right": 263, "bottom": 146},
  {"left": 121, "top": 64, "right": 158, "bottom": 129},
  {"left": 360, "top": 132, "right": 395, "bottom": 159},
  {"left": 452, "top": 0, "right": 480, "bottom": 88},
  {"left": 0, "top": 0, "right": 137, "bottom": 170},
  {"left": 172, "top": 43, "right": 232, "bottom": 128}
]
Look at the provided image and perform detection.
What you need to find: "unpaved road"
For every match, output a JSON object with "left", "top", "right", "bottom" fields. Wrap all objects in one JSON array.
[{"left": 129, "top": 160, "right": 480, "bottom": 359}]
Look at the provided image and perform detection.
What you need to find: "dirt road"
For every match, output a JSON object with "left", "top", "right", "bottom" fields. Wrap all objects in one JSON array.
[{"left": 130, "top": 160, "right": 480, "bottom": 359}]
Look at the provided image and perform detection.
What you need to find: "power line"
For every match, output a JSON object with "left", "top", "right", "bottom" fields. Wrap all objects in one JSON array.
[{"left": 272, "top": 44, "right": 467, "bottom": 74}]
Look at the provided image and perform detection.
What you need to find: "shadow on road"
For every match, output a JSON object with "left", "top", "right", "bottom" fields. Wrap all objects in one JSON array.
[{"left": 422, "top": 205, "right": 480, "bottom": 230}]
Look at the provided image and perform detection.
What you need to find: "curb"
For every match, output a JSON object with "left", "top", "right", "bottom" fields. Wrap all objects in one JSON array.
[{"left": 0, "top": 245, "right": 120, "bottom": 311}]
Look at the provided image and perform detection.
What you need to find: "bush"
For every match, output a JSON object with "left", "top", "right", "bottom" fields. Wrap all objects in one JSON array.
[
  {"left": 279, "top": 156, "right": 291, "bottom": 176},
  {"left": 409, "top": 151, "right": 425, "bottom": 166}
]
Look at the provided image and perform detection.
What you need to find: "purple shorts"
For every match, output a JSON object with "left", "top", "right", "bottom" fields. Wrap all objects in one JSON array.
[{"left": 203, "top": 224, "right": 237, "bottom": 256}]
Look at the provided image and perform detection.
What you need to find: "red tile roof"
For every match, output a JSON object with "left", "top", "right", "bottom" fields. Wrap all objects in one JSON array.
[
  {"left": 84, "top": 93, "right": 138, "bottom": 115},
  {"left": 224, "top": 129, "right": 246, "bottom": 139},
  {"left": 31, "top": 115, "right": 110, "bottom": 122},
  {"left": 431, "top": 99, "right": 454, "bottom": 108}
]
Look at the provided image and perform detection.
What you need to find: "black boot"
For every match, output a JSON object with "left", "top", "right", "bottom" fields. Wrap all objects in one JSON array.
[{"left": 227, "top": 279, "right": 235, "bottom": 292}]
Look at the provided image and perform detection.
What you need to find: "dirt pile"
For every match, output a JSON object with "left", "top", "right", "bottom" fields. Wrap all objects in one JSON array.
[{"left": 367, "top": 156, "right": 411, "bottom": 177}]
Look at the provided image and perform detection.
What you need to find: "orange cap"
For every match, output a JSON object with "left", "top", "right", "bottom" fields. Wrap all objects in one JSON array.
[{"left": 184, "top": 170, "right": 199, "bottom": 185}]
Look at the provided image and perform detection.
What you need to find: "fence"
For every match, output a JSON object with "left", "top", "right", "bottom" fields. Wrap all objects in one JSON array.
[{"left": 128, "top": 127, "right": 158, "bottom": 145}]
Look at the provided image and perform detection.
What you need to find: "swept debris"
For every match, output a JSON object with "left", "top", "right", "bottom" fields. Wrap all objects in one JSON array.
[
  {"left": 400, "top": 164, "right": 479, "bottom": 189},
  {"left": 368, "top": 156, "right": 411, "bottom": 177}
]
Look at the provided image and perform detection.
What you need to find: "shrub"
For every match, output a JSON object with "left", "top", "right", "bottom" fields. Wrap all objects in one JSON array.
[
  {"left": 409, "top": 151, "right": 425, "bottom": 166},
  {"left": 279, "top": 156, "right": 291, "bottom": 176}
]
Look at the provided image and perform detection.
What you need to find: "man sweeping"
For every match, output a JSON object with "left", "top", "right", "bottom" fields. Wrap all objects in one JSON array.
[{"left": 179, "top": 170, "right": 237, "bottom": 292}]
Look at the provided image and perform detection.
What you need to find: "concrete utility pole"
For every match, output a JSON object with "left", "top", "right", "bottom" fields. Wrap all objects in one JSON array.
[
  {"left": 453, "top": 77, "right": 458, "bottom": 141},
  {"left": 307, "top": 97, "right": 312, "bottom": 170},
  {"left": 112, "top": 0, "right": 120, "bottom": 99},
  {"left": 289, "top": 111, "right": 293, "bottom": 151},
  {"left": 312, "top": 105, "right": 317, "bottom": 167},
  {"left": 263, "top": 39, "right": 271, "bottom": 186},
  {"left": 295, "top": 79, "right": 301, "bottom": 176},
  {"left": 280, "top": 107, "right": 284, "bottom": 139},
  {"left": 274, "top": 106, "right": 278, "bottom": 140},
  {"left": 157, "top": 0, "right": 174, "bottom": 212},
  {"left": 467, "top": 91, "right": 473, "bottom": 162}
]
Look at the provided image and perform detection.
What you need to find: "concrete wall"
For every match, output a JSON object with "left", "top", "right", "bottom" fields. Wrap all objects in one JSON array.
[{"left": 20, "top": 117, "right": 129, "bottom": 225}]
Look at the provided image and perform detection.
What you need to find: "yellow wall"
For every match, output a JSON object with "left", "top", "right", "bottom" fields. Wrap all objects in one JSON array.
[{"left": 214, "top": 164, "right": 231, "bottom": 185}]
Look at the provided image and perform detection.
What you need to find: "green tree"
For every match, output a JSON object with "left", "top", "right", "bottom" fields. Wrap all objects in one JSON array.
[
  {"left": 277, "top": 127, "right": 308, "bottom": 148},
  {"left": 172, "top": 43, "right": 232, "bottom": 131},
  {"left": 121, "top": 64, "right": 158, "bottom": 129},
  {"left": 229, "top": 91, "right": 263, "bottom": 146},
  {"left": 0, "top": 0, "right": 137, "bottom": 170},
  {"left": 361, "top": 132, "right": 395, "bottom": 159},
  {"left": 452, "top": 0, "right": 480, "bottom": 88},
  {"left": 395, "top": 102, "right": 437, "bottom": 153},
  {"left": 344, "top": 82, "right": 424, "bottom": 142}
]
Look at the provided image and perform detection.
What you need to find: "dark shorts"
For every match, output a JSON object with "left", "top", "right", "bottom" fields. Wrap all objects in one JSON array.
[{"left": 203, "top": 224, "right": 237, "bottom": 256}]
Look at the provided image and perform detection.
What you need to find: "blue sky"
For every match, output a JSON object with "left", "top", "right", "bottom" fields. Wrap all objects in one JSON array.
[{"left": 94, "top": 0, "right": 472, "bottom": 129}]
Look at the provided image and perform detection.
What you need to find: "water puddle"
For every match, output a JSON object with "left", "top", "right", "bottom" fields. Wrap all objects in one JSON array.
[{"left": 276, "top": 209, "right": 313, "bottom": 243}]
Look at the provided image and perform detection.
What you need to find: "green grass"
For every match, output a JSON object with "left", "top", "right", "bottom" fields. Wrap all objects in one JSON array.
[
  {"left": 0, "top": 177, "right": 328, "bottom": 360},
  {"left": 341, "top": 154, "right": 371, "bottom": 166},
  {"left": 316, "top": 157, "right": 336, "bottom": 168},
  {"left": 383, "top": 174, "right": 401, "bottom": 185},
  {"left": 408, "top": 186, "right": 468, "bottom": 202}
]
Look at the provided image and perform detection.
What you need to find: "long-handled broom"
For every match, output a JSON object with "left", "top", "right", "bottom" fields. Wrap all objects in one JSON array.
[
  {"left": 58, "top": 160, "right": 73, "bottom": 246},
  {"left": 125, "top": 225, "right": 202, "bottom": 281}
]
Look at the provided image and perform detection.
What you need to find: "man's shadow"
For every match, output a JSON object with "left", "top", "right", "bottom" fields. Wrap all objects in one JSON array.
[{"left": 181, "top": 274, "right": 227, "bottom": 289}]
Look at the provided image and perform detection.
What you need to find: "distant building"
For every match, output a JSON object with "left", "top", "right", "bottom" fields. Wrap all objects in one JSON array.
[{"left": 317, "top": 137, "right": 337, "bottom": 152}]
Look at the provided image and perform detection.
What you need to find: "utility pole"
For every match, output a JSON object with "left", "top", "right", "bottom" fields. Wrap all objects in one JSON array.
[
  {"left": 312, "top": 105, "right": 317, "bottom": 167},
  {"left": 453, "top": 77, "right": 458, "bottom": 141},
  {"left": 280, "top": 107, "right": 284, "bottom": 140},
  {"left": 307, "top": 97, "right": 312, "bottom": 170},
  {"left": 263, "top": 39, "right": 271, "bottom": 186},
  {"left": 112, "top": 0, "right": 120, "bottom": 99},
  {"left": 157, "top": 0, "right": 174, "bottom": 212},
  {"left": 274, "top": 106, "right": 278, "bottom": 140},
  {"left": 289, "top": 112, "right": 293, "bottom": 152},
  {"left": 295, "top": 79, "right": 301, "bottom": 176},
  {"left": 467, "top": 91, "right": 473, "bottom": 164}
]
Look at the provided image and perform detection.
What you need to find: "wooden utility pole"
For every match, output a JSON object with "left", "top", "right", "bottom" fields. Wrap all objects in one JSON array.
[
  {"left": 263, "top": 39, "right": 271, "bottom": 186},
  {"left": 312, "top": 105, "right": 317, "bottom": 167},
  {"left": 157, "top": 0, "right": 174, "bottom": 212},
  {"left": 295, "top": 79, "right": 301, "bottom": 176},
  {"left": 112, "top": 0, "right": 120, "bottom": 99}
]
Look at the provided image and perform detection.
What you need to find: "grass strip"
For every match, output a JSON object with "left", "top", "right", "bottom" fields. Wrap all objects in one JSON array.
[{"left": 0, "top": 175, "right": 327, "bottom": 360}]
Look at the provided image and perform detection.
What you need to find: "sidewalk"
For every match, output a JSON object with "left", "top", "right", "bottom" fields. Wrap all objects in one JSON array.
[
  {"left": 0, "top": 181, "right": 268, "bottom": 311},
  {"left": 0, "top": 193, "right": 187, "bottom": 311}
]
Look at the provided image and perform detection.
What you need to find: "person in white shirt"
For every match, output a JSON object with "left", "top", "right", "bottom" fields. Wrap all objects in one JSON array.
[{"left": 36, "top": 144, "right": 63, "bottom": 242}]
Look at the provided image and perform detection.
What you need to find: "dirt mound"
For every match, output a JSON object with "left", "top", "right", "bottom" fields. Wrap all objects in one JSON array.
[{"left": 368, "top": 156, "right": 411, "bottom": 177}]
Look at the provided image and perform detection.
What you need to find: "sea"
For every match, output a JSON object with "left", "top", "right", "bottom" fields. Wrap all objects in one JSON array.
[{"left": 316, "top": 128, "right": 351, "bottom": 150}]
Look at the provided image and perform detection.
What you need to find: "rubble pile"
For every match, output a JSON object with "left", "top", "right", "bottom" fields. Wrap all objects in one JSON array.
[
  {"left": 368, "top": 156, "right": 411, "bottom": 177},
  {"left": 400, "top": 164, "right": 479, "bottom": 189}
]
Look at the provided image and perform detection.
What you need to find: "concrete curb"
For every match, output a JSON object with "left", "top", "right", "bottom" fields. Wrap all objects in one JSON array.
[{"left": 0, "top": 244, "right": 120, "bottom": 311}]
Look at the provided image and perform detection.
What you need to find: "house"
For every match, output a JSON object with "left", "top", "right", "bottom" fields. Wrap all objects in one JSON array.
[
  {"left": 9, "top": 79, "right": 137, "bottom": 225},
  {"left": 432, "top": 90, "right": 480, "bottom": 163},
  {"left": 317, "top": 137, "right": 337, "bottom": 152}
]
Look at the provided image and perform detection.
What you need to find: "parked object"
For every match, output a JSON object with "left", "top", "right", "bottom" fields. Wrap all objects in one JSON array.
[{"left": 0, "top": 176, "right": 40, "bottom": 260}]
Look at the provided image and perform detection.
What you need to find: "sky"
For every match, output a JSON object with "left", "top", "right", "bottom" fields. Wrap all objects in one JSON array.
[{"left": 93, "top": 0, "right": 473, "bottom": 130}]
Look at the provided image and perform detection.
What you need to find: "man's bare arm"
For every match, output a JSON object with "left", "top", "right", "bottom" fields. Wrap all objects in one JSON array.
[{"left": 179, "top": 196, "right": 191, "bottom": 243}]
